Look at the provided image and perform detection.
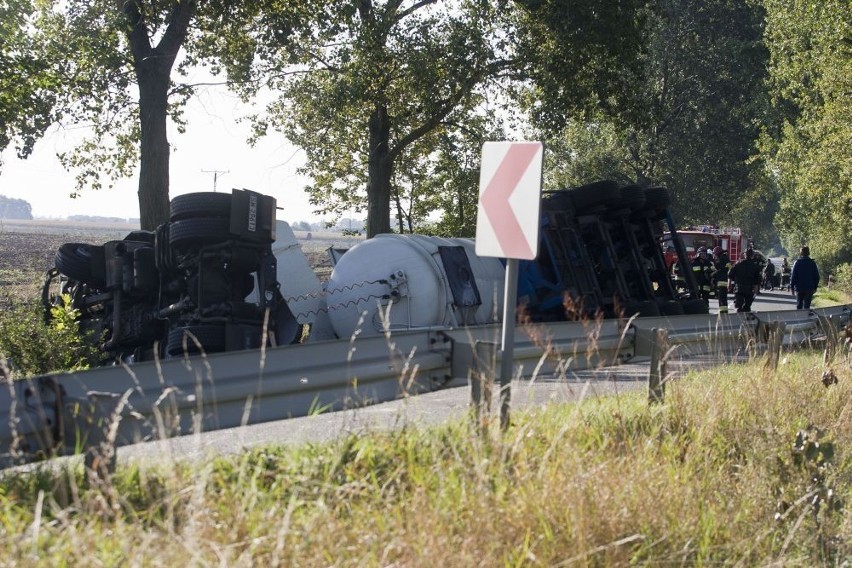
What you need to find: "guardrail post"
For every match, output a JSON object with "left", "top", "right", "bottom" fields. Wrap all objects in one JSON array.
[
  {"left": 470, "top": 341, "right": 497, "bottom": 431},
  {"left": 648, "top": 328, "right": 668, "bottom": 404},
  {"left": 764, "top": 321, "right": 785, "bottom": 372}
]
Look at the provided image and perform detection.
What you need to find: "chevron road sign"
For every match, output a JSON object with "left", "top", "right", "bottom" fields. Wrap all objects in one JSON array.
[
  {"left": 475, "top": 141, "right": 544, "bottom": 260},
  {"left": 474, "top": 141, "right": 544, "bottom": 429}
]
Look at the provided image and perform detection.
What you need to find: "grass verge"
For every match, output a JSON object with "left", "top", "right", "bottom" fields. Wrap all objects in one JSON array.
[
  {"left": 0, "top": 351, "right": 849, "bottom": 565},
  {"left": 813, "top": 287, "right": 852, "bottom": 308}
]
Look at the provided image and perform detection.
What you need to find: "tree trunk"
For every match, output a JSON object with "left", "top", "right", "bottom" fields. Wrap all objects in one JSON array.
[
  {"left": 366, "top": 105, "right": 392, "bottom": 237},
  {"left": 136, "top": 72, "right": 171, "bottom": 230},
  {"left": 120, "top": 0, "right": 195, "bottom": 230}
]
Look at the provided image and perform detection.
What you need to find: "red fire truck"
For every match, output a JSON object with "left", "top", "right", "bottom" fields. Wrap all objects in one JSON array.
[{"left": 662, "top": 225, "right": 752, "bottom": 268}]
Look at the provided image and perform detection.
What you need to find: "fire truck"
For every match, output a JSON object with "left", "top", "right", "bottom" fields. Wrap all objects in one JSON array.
[{"left": 662, "top": 225, "right": 752, "bottom": 268}]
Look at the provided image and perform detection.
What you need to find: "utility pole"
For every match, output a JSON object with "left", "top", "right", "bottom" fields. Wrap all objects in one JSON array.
[{"left": 202, "top": 169, "right": 229, "bottom": 192}]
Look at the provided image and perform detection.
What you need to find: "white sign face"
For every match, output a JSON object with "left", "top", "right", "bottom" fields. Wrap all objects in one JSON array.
[{"left": 475, "top": 141, "right": 543, "bottom": 260}]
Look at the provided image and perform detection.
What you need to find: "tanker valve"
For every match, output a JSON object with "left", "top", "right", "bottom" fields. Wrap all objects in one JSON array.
[{"left": 385, "top": 270, "right": 409, "bottom": 303}]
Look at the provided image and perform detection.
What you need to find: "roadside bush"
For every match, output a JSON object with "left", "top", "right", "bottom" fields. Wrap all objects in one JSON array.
[
  {"left": 831, "top": 262, "right": 852, "bottom": 294},
  {"left": 0, "top": 295, "right": 97, "bottom": 379}
]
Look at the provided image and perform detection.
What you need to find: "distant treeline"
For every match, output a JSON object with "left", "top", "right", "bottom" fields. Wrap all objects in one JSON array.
[
  {"left": 0, "top": 195, "right": 32, "bottom": 220},
  {"left": 68, "top": 215, "right": 138, "bottom": 224}
]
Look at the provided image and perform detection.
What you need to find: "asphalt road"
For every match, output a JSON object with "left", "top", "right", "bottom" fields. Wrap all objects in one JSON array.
[{"left": 710, "top": 287, "right": 799, "bottom": 315}]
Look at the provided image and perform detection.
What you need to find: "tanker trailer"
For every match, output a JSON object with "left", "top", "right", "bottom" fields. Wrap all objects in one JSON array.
[{"left": 317, "top": 234, "right": 505, "bottom": 338}]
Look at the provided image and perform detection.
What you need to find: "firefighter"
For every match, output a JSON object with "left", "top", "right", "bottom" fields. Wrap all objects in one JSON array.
[
  {"left": 691, "top": 246, "right": 713, "bottom": 303},
  {"left": 711, "top": 246, "right": 732, "bottom": 314},
  {"left": 728, "top": 248, "right": 762, "bottom": 312},
  {"left": 762, "top": 258, "right": 776, "bottom": 290},
  {"left": 671, "top": 259, "right": 685, "bottom": 292}
]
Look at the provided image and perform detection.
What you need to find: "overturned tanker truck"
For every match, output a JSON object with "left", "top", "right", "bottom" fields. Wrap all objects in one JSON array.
[{"left": 43, "top": 181, "right": 705, "bottom": 365}]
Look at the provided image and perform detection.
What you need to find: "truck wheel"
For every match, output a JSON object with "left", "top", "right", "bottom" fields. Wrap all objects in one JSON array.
[
  {"left": 169, "top": 218, "right": 232, "bottom": 249},
  {"left": 618, "top": 184, "right": 646, "bottom": 210},
  {"left": 55, "top": 243, "right": 105, "bottom": 287},
  {"left": 123, "top": 230, "right": 155, "bottom": 244},
  {"left": 570, "top": 180, "right": 620, "bottom": 212},
  {"left": 166, "top": 324, "right": 227, "bottom": 356},
  {"left": 641, "top": 186, "right": 671, "bottom": 211},
  {"left": 170, "top": 192, "right": 232, "bottom": 221}
]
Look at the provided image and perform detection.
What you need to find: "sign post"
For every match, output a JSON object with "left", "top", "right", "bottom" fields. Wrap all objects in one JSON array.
[{"left": 475, "top": 141, "right": 543, "bottom": 429}]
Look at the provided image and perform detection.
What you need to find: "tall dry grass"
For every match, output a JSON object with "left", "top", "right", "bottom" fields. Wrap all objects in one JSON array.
[{"left": 0, "top": 348, "right": 849, "bottom": 566}]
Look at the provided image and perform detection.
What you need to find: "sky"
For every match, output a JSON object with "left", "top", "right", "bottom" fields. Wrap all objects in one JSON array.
[{"left": 0, "top": 85, "right": 323, "bottom": 224}]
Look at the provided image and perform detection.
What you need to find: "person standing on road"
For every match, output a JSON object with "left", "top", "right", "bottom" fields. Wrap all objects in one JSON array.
[
  {"left": 790, "top": 246, "right": 820, "bottom": 310},
  {"left": 728, "top": 248, "right": 762, "bottom": 312},
  {"left": 711, "top": 246, "right": 732, "bottom": 314},
  {"left": 762, "top": 258, "right": 776, "bottom": 290},
  {"left": 691, "top": 247, "right": 714, "bottom": 303}
]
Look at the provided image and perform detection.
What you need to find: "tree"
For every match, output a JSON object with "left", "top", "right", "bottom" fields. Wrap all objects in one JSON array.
[
  {"left": 54, "top": 1, "right": 197, "bottom": 230},
  {"left": 407, "top": 113, "right": 506, "bottom": 237},
  {"left": 0, "top": 0, "right": 63, "bottom": 169},
  {"left": 207, "top": 0, "right": 647, "bottom": 237},
  {"left": 4, "top": 1, "right": 199, "bottom": 230},
  {"left": 540, "top": 0, "right": 772, "bottom": 235},
  {"left": 0, "top": 195, "right": 33, "bottom": 219},
  {"left": 210, "top": 0, "right": 499, "bottom": 237},
  {"left": 760, "top": 0, "right": 852, "bottom": 270}
]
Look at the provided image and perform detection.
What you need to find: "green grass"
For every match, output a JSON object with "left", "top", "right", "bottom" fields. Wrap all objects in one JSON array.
[
  {"left": 813, "top": 287, "right": 852, "bottom": 308},
  {"left": 0, "top": 352, "right": 849, "bottom": 565}
]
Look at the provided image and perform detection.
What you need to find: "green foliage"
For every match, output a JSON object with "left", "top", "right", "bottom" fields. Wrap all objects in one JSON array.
[
  {"left": 832, "top": 263, "right": 852, "bottom": 294},
  {"left": 760, "top": 0, "right": 852, "bottom": 271},
  {"left": 0, "top": 0, "right": 64, "bottom": 166},
  {"left": 198, "top": 0, "right": 651, "bottom": 236},
  {"left": 3, "top": 1, "right": 204, "bottom": 229},
  {"left": 0, "top": 296, "right": 96, "bottom": 378},
  {"left": 512, "top": 0, "right": 649, "bottom": 130},
  {"left": 540, "top": 0, "right": 771, "bottom": 239},
  {"left": 220, "top": 0, "right": 500, "bottom": 236}
]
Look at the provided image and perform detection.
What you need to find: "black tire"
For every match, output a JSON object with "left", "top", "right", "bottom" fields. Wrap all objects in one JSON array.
[
  {"left": 123, "top": 230, "right": 155, "bottom": 244},
  {"left": 55, "top": 243, "right": 105, "bottom": 287},
  {"left": 681, "top": 298, "right": 710, "bottom": 315},
  {"left": 641, "top": 186, "right": 671, "bottom": 211},
  {"left": 618, "top": 184, "right": 646, "bottom": 210},
  {"left": 166, "top": 324, "right": 227, "bottom": 356},
  {"left": 170, "top": 192, "right": 232, "bottom": 221},
  {"left": 570, "top": 180, "right": 620, "bottom": 212},
  {"left": 169, "top": 217, "right": 232, "bottom": 249},
  {"left": 542, "top": 189, "right": 574, "bottom": 213}
]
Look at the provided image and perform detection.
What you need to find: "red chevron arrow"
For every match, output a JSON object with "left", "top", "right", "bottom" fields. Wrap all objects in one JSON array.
[{"left": 480, "top": 143, "right": 541, "bottom": 259}]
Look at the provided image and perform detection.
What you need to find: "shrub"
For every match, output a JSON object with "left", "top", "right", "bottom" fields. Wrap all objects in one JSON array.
[
  {"left": 831, "top": 262, "right": 852, "bottom": 294},
  {"left": 0, "top": 295, "right": 97, "bottom": 379}
]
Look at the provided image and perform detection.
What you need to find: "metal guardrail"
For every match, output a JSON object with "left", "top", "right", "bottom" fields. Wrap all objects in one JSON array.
[{"left": 1, "top": 304, "right": 849, "bottom": 469}]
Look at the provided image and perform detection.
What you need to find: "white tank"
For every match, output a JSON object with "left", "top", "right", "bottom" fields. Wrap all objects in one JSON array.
[{"left": 325, "top": 234, "right": 505, "bottom": 337}]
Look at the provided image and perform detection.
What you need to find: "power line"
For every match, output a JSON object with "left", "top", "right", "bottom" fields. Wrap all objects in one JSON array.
[{"left": 201, "top": 169, "right": 230, "bottom": 192}]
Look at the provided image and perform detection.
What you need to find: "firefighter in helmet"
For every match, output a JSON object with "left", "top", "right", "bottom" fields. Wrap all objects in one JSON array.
[
  {"left": 711, "top": 245, "right": 732, "bottom": 314},
  {"left": 728, "top": 248, "right": 762, "bottom": 312},
  {"left": 691, "top": 246, "right": 713, "bottom": 303}
]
